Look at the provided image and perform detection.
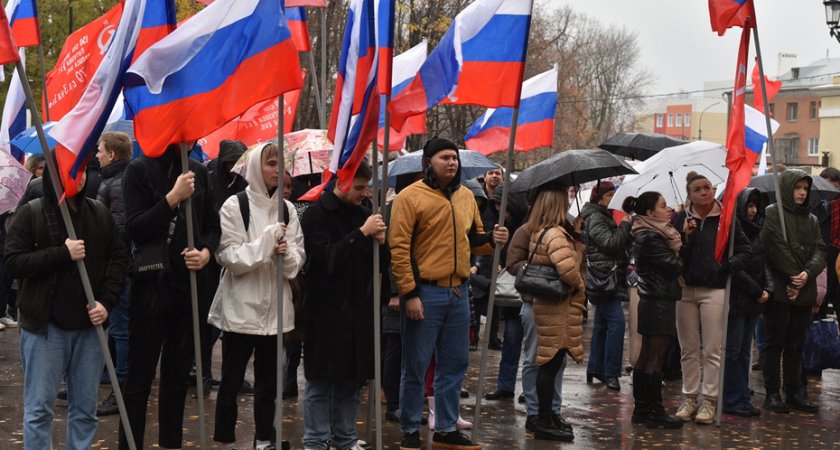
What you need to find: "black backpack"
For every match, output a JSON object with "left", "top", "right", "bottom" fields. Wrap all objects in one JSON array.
[{"left": 236, "top": 191, "right": 290, "bottom": 231}]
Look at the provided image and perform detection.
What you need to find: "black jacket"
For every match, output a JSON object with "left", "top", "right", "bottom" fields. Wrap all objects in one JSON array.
[
  {"left": 207, "top": 141, "right": 247, "bottom": 212},
  {"left": 673, "top": 202, "right": 751, "bottom": 289},
  {"left": 301, "top": 190, "right": 390, "bottom": 382},
  {"left": 581, "top": 202, "right": 631, "bottom": 301},
  {"left": 633, "top": 230, "right": 683, "bottom": 302},
  {"left": 97, "top": 159, "right": 130, "bottom": 249},
  {"left": 730, "top": 188, "right": 772, "bottom": 315},
  {"left": 123, "top": 151, "right": 220, "bottom": 294},
  {"left": 5, "top": 167, "right": 128, "bottom": 334}
]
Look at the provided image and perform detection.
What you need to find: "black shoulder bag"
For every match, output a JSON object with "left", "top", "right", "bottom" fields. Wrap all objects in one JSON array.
[
  {"left": 514, "top": 227, "right": 570, "bottom": 301},
  {"left": 130, "top": 215, "right": 177, "bottom": 282}
]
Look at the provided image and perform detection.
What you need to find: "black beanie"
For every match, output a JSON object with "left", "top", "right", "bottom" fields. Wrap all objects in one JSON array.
[{"left": 422, "top": 137, "right": 458, "bottom": 159}]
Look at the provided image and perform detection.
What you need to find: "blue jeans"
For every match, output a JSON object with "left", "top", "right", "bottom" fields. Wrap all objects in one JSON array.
[
  {"left": 108, "top": 279, "right": 131, "bottom": 384},
  {"left": 723, "top": 312, "right": 757, "bottom": 410},
  {"left": 497, "top": 315, "right": 524, "bottom": 392},
  {"left": 586, "top": 298, "right": 625, "bottom": 378},
  {"left": 754, "top": 314, "right": 767, "bottom": 356},
  {"left": 521, "top": 302, "right": 563, "bottom": 416},
  {"left": 400, "top": 283, "right": 469, "bottom": 433},
  {"left": 302, "top": 379, "right": 361, "bottom": 450},
  {"left": 20, "top": 325, "right": 104, "bottom": 450}
]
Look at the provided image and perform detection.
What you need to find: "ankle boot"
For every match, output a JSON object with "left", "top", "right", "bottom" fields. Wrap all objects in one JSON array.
[
  {"left": 531, "top": 413, "right": 574, "bottom": 442},
  {"left": 631, "top": 370, "right": 650, "bottom": 424},
  {"left": 645, "top": 373, "right": 683, "bottom": 429}
]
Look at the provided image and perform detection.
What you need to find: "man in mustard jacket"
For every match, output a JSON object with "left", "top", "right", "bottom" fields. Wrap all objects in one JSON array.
[{"left": 390, "top": 137, "right": 508, "bottom": 450}]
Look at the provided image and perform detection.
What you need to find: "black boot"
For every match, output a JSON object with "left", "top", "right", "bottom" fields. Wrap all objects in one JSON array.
[
  {"left": 645, "top": 373, "right": 683, "bottom": 429},
  {"left": 631, "top": 370, "right": 650, "bottom": 424},
  {"left": 531, "top": 413, "right": 573, "bottom": 442}
]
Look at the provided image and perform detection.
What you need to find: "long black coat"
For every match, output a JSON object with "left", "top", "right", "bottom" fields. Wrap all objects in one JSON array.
[
  {"left": 633, "top": 229, "right": 682, "bottom": 336},
  {"left": 301, "top": 190, "right": 390, "bottom": 382}
]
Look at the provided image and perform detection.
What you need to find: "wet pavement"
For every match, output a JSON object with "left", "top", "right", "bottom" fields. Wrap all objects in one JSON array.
[{"left": 1, "top": 309, "right": 840, "bottom": 449}]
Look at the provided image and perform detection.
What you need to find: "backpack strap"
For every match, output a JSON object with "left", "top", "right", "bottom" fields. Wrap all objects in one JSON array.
[
  {"left": 28, "top": 198, "right": 47, "bottom": 249},
  {"left": 237, "top": 191, "right": 250, "bottom": 232}
]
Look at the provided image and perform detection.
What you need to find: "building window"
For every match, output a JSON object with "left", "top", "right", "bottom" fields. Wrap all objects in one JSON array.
[
  {"left": 684, "top": 113, "right": 691, "bottom": 126},
  {"left": 809, "top": 138, "right": 820, "bottom": 156},
  {"left": 769, "top": 103, "right": 775, "bottom": 116},
  {"left": 667, "top": 114, "right": 674, "bottom": 127},
  {"left": 676, "top": 114, "right": 682, "bottom": 127},
  {"left": 655, "top": 114, "right": 663, "bottom": 127},
  {"left": 810, "top": 101, "right": 818, "bottom": 120},
  {"left": 787, "top": 102, "right": 798, "bottom": 122}
]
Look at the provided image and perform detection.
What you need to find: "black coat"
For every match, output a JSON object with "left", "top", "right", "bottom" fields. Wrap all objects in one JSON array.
[
  {"left": 301, "top": 190, "right": 390, "bottom": 382},
  {"left": 97, "top": 159, "right": 130, "bottom": 249},
  {"left": 581, "top": 202, "right": 631, "bottom": 302},
  {"left": 123, "top": 152, "right": 220, "bottom": 310},
  {"left": 633, "top": 229, "right": 683, "bottom": 336},
  {"left": 730, "top": 188, "right": 772, "bottom": 315},
  {"left": 672, "top": 206, "right": 751, "bottom": 289}
]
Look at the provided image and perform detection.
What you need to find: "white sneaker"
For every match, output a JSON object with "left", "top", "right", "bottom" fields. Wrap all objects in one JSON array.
[
  {"left": 675, "top": 398, "right": 698, "bottom": 421},
  {"left": 0, "top": 322, "right": 5, "bottom": 331},
  {"left": 694, "top": 400, "right": 715, "bottom": 424},
  {"left": 0, "top": 316, "right": 17, "bottom": 327}
]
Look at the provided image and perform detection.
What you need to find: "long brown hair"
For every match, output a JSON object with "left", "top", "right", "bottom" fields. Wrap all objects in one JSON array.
[{"left": 526, "top": 186, "right": 569, "bottom": 232}]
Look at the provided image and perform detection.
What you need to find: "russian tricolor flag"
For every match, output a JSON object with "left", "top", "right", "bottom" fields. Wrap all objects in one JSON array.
[
  {"left": 286, "top": 6, "right": 311, "bottom": 52},
  {"left": 48, "top": 0, "right": 172, "bottom": 198},
  {"left": 124, "top": 0, "right": 303, "bottom": 158},
  {"left": 744, "top": 104, "right": 779, "bottom": 158},
  {"left": 301, "top": 0, "right": 378, "bottom": 200},
  {"left": 376, "top": 0, "right": 395, "bottom": 95},
  {"left": 388, "top": 0, "right": 533, "bottom": 132},
  {"left": 709, "top": 0, "right": 753, "bottom": 36},
  {"left": 0, "top": 52, "right": 25, "bottom": 162},
  {"left": 465, "top": 65, "right": 556, "bottom": 155},
  {"left": 133, "top": 0, "right": 176, "bottom": 62},
  {"left": 377, "top": 41, "right": 426, "bottom": 151},
  {"left": 5, "top": 0, "right": 39, "bottom": 47}
]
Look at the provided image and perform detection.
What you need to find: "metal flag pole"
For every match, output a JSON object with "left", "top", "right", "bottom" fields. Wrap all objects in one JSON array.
[
  {"left": 276, "top": 94, "right": 288, "bottom": 447},
  {"left": 307, "top": 51, "right": 326, "bottom": 129},
  {"left": 715, "top": 218, "right": 737, "bottom": 426},
  {"left": 321, "top": 7, "right": 328, "bottom": 128},
  {"left": 752, "top": 24, "right": 787, "bottom": 240},
  {"left": 14, "top": 59, "right": 137, "bottom": 450},
  {"left": 371, "top": 132, "right": 384, "bottom": 449},
  {"left": 179, "top": 143, "right": 207, "bottom": 449},
  {"left": 471, "top": 107, "right": 519, "bottom": 442},
  {"left": 381, "top": 94, "right": 391, "bottom": 220},
  {"left": 37, "top": 45, "right": 50, "bottom": 121}
]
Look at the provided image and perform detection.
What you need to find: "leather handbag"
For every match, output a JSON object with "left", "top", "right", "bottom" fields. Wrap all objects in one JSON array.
[
  {"left": 130, "top": 215, "right": 177, "bottom": 282},
  {"left": 494, "top": 270, "right": 522, "bottom": 308},
  {"left": 585, "top": 256, "right": 619, "bottom": 303},
  {"left": 514, "top": 228, "right": 569, "bottom": 301}
]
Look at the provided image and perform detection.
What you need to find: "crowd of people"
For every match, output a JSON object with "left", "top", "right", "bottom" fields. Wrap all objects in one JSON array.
[{"left": 1, "top": 135, "right": 838, "bottom": 449}]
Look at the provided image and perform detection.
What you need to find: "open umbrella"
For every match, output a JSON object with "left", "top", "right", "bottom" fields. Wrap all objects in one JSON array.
[
  {"left": 10, "top": 122, "right": 58, "bottom": 155},
  {"left": 609, "top": 140, "right": 728, "bottom": 208},
  {"left": 385, "top": 149, "right": 498, "bottom": 187},
  {"left": 103, "top": 120, "right": 136, "bottom": 141},
  {"left": 600, "top": 132, "right": 688, "bottom": 161},
  {"left": 0, "top": 147, "right": 32, "bottom": 214},
  {"left": 282, "top": 129, "right": 332, "bottom": 176},
  {"left": 509, "top": 149, "right": 637, "bottom": 193},
  {"left": 749, "top": 173, "right": 840, "bottom": 208}
]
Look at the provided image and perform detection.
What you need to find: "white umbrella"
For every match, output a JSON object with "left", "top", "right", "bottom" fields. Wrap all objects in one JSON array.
[{"left": 609, "top": 140, "right": 729, "bottom": 209}]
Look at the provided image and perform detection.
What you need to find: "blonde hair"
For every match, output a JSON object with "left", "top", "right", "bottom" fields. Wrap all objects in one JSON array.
[
  {"left": 260, "top": 143, "right": 279, "bottom": 162},
  {"left": 526, "top": 187, "right": 569, "bottom": 232}
]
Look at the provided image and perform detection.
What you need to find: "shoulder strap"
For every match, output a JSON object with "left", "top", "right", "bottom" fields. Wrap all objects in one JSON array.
[
  {"left": 29, "top": 199, "right": 47, "bottom": 248},
  {"left": 527, "top": 227, "right": 552, "bottom": 266},
  {"left": 237, "top": 191, "right": 250, "bottom": 231},
  {"left": 281, "top": 200, "right": 290, "bottom": 226}
]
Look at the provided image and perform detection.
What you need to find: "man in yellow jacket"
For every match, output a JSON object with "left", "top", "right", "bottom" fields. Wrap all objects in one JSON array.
[{"left": 390, "top": 137, "right": 508, "bottom": 450}]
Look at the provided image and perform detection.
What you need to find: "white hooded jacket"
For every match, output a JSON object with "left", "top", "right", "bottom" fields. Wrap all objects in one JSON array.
[{"left": 208, "top": 143, "right": 305, "bottom": 335}]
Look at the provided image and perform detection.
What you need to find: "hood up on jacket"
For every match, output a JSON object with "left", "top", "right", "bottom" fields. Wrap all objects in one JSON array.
[
  {"left": 463, "top": 178, "right": 488, "bottom": 212},
  {"left": 736, "top": 187, "right": 766, "bottom": 237},
  {"left": 243, "top": 143, "right": 280, "bottom": 207},
  {"left": 491, "top": 183, "right": 529, "bottom": 230},
  {"left": 777, "top": 168, "right": 812, "bottom": 215},
  {"left": 42, "top": 151, "right": 87, "bottom": 209}
]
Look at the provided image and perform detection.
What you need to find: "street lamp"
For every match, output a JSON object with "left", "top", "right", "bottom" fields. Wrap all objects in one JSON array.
[
  {"left": 698, "top": 101, "right": 721, "bottom": 141},
  {"left": 824, "top": 0, "right": 840, "bottom": 42}
]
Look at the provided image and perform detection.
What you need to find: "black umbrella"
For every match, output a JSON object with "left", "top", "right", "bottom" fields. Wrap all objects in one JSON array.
[
  {"left": 748, "top": 173, "right": 840, "bottom": 208},
  {"left": 599, "top": 132, "right": 688, "bottom": 161},
  {"left": 510, "top": 149, "right": 637, "bottom": 194}
]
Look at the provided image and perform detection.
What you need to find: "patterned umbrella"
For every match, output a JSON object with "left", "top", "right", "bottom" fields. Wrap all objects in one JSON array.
[
  {"left": 283, "top": 129, "right": 332, "bottom": 177},
  {"left": 0, "top": 150, "right": 32, "bottom": 214}
]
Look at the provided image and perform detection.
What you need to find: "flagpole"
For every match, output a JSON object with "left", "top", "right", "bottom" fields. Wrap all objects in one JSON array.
[
  {"left": 321, "top": 7, "right": 327, "bottom": 128},
  {"left": 715, "top": 217, "right": 736, "bottom": 426},
  {"left": 14, "top": 58, "right": 138, "bottom": 450},
  {"left": 381, "top": 94, "right": 391, "bottom": 219},
  {"left": 37, "top": 45, "right": 50, "bottom": 121},
  {"left": 307, "top": 51, "right": 326, "bottom": 129},
  {"left": 752, "top": 23, "right": 787, "bottom": 240},
  {"left": 179, "top": 143, "right": 207, "bottom": 450},
  {"left": 371, "top": 134, "right": 383, "bottom": 450},
  {"left": 276, "top": 94, "right": 287, "bottom": 448}
]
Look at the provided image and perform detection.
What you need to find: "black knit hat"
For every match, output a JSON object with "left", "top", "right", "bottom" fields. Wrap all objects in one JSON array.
[{"left": 422, "top": 137, "right": 458, "bottom": 159}]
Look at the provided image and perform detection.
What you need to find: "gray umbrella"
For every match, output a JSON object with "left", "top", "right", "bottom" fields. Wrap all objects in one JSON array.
[
  {"left": 509, "top": 149, "right": 637, "bottom": 193},
  {"left": 600, "top": 132, "right": 687, "bottom": 161}
]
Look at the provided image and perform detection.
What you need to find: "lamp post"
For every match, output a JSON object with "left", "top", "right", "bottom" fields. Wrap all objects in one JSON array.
[
  {"left": 824, "top": 0, "right": 840, "bottom": 42},
  {"left": 698, "top": 101, "right": 721, "bottom": 141}
]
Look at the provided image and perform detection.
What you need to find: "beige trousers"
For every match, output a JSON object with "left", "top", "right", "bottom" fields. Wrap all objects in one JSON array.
[
  {"left": 676, "top": 286, "right": 725, "bottom": 399},
  {"left": 628, "top": 286, "right": 641, "bottom": 367}
]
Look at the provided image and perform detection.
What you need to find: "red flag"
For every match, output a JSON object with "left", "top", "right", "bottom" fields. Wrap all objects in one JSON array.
[
  {"left": 709, "top": 0, "right": 753, "bottom": 36},
  {"left": 751, "top": 59, "right": 782, "bottom": 114},
  {"left": 0, "top": 8, "right": 20, "bottom": 65},
  {"left": 715, "top": 26, "right": 752, "bottom": 261}
]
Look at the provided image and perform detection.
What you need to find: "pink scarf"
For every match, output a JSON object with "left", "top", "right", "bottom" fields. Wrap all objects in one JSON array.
[{"left": 632, "top": 215, "right": 682, "bottom": 254}]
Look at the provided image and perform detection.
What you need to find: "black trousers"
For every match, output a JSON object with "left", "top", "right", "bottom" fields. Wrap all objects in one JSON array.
[
  {"left": 763, "top": 301, "right": 812, "bottom": 395},
  {"left": 820, "top": 246, "right": 840, "bottom": 317},
  {"left": 382, "top": 332, "right": 402, "bottom": 412},
  {"left": 119, "top": 286, "right": 195, "bottom": 450},
  {"left": 214, "top": 332, "right": 278, "bottom": 444},
  {"left": 284, "top": 338, "right": 302, "bottom": 392}
]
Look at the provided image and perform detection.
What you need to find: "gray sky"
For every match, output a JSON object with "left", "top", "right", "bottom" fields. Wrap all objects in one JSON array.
[{"left": 548, "top": 0, "right": 839, "bottom": 96}]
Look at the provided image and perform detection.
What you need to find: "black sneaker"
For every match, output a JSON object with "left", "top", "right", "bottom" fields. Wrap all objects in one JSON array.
[
  {"left": 96, "top": 391, "right": 119, "bottom": 416},
  {"left": 240, "top": 380, "right": 255, "bottom": 396},
  {"left": 400, "top": 431, "right": 420, "bottom": 450},
  {"left": 431, "top": 431, "right": 480, "bottom": 449}
]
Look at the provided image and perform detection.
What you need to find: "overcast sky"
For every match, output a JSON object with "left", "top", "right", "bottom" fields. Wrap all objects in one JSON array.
[{"left": 548, "top": 0, "right": 839, "bottom": 96}]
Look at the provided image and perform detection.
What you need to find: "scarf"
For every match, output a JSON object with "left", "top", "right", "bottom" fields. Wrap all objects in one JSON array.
[
  {"left": 632, "top": 215, "right": 682, "bottom": 254},
  {"left": 830, "top": 198, "right": 840, "bottom": 249}
]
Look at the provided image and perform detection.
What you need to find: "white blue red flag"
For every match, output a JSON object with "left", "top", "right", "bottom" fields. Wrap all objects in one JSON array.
[
  {"left": 376, "top": 0, "right": 395, "bottom": 95},
  {"left": 124, "top": 0, "right": 303, "bottom": 158},
  {"left": 286, "top": 6, "right": 311, "bottom": 52},
  {"left": 709, "top": 0, "right": 753, "bottom": 36},
  {"left": 48, "top": 0, "right": 175, "bottom": 198},
  {"left": 388, "top": 0, "right": 533, "bottom": 132},
  {"left": 5, "top": 0, "right": 39, "bottom": 47},
  {"left": 465, "top": 65, "right": 556, "bottom": 155},
  {"left": 378, "top": 41, "right": 426, "bottom": 151},
  {"left": 0, "top": 50, "right": 25, "bottom": 161},
  {"left": 301, "top": 0, "right": 379, "bottom": 200}
]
